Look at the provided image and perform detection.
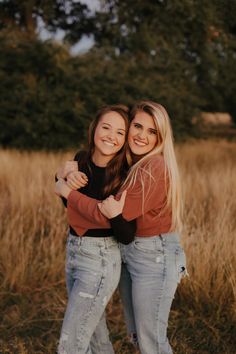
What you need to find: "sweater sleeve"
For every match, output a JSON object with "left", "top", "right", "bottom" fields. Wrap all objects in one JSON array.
[
  {"left": 67, "top": 194, "right": 136, "bottom": 244},
  {"left": 67, "top": 191, "right": 110, "bottom": 227},
  {"left": 67, "top": 156, "right": 167, "bottom": 225}
]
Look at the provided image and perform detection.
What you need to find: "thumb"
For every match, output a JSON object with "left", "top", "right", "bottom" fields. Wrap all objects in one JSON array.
[{"left": 119, "top": 190, "right": 127, "bottom": 206}]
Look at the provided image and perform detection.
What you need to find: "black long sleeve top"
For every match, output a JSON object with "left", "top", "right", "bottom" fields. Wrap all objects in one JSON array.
[{"left": 57, "top": 151, "right": 136, "bottom": 245}]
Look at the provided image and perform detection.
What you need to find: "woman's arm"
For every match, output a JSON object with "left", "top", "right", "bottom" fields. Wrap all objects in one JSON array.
[
  {"left": 98, "top": 191, "right": 136, "bottom": 244},
  {"left": 67, "top": 156, "right": 166, "bottom": 225},
  {"left": 55, "top": 160, "right": 79, "bottom": 208},
  {"left": 55, "top": 172, "right": 136, "bottom": 244},
  {"left": 67, "top": 189, "right": 136, "bottom": 244},
  {"left": 55, "top": 179, "right": 72, "bottom": 198}
]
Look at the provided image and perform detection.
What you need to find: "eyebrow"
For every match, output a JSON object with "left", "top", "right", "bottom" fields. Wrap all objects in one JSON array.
[
  {"left": 102, "top": 122, "right": 126, "bottom": 131},
  {"left": 133, "top": 121, "right": 157, "bottom": 132}
]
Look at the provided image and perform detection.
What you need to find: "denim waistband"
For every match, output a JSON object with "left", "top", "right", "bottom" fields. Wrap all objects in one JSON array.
[
  {"left": 68, "top": 233, "right": 118, "bottom": 248},
  {"left": 135, "top": 232, "right": 180, "bottom": 244}
]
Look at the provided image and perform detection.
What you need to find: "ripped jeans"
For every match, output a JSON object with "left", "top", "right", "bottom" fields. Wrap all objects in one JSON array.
[
  {"left": 58, "top": 234, "right": 121, "bottom": 354},
  {"left": 119, "top": 232, "right": 187, "bottom": 354}
]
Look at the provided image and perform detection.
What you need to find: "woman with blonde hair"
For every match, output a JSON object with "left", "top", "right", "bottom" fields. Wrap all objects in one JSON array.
[{"left": 58, "top": 101, "right": 187, "bottom": 354}]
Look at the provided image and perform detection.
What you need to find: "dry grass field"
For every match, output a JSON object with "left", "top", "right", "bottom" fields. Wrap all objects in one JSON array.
[{"left": 0, "top": 140, "right": 235, "bottom": 354}]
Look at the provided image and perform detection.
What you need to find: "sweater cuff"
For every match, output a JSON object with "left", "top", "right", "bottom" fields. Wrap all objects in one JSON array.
[
  {"left": 67, "top": 190, "right": 82, "bottom": 208},
  {"left": 110, "top": 214, "right": 123, "bottom": 226}
]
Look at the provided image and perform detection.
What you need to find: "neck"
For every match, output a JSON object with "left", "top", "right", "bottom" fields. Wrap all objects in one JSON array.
[
  {"left": 92, "top": 151, "right": 112, "bottom": 167},
  {"left": 131, "top": 152, "right": 147, "bottom": 165}
]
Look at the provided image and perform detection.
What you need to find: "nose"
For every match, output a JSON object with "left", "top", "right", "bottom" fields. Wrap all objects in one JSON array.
[
  {"left": 107, "top": 130, "right": 116, "bottom": 140},
  {"left": 137, "top": 129, "right": 146, "bottom": 140}
]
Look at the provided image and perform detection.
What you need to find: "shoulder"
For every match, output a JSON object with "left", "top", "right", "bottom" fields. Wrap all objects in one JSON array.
[
  {"left": 141, "top": 154, "right": 165, "bottom": 176},
  {"left": 146, "top": 154, "right": 165, "bottom": 167},
  {"left": 133, "top": 155, "right": 166, "bottom": 187}
]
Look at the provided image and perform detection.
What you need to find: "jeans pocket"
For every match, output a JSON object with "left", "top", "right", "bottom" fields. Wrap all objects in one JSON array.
[{"left": 133, "top": 239, "right": 163, "bottom": 254}]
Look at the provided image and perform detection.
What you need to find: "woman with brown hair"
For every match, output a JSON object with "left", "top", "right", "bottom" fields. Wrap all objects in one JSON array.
[{"left": 55, "top": 104, "right": 135, "bottom": 354}]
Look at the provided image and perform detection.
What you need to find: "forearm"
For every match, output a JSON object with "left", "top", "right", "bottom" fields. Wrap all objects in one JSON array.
[
  {"left": 54, "top": 175, "right": 67, "bottom": 207},
  {"left": 55, "top": 179, "right": 72, "bottom": 200},
  {"left": 67, "top": 191, "right": 110, "bottom": 227}
]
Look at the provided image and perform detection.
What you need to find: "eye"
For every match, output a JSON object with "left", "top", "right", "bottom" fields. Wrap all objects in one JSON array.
[
  {"left": 149, "top": 129, "right": 157, "bottom": 135},
  {"left": 118, "top": 131, "right": 125, "bottom": 136},
  {"left": 102, "top": 126, "right": 109, "bottom": 130},
  {"left": 134, "top": 123, "right": 142, "bottom": 129}
]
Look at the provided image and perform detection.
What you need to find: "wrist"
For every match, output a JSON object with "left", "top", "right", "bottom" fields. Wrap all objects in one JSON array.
[
  {"left": 108, "top": 211, "right": 121, "bottom": 219},
  {"left": 110, "top": 214, "right": 122, "bottom": 221},
  {"left": 62, "top": 184, "right": 72, "bottom": 199}
]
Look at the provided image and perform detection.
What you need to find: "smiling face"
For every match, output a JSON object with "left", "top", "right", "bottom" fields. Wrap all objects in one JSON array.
[
  {"left": 93, "top": 111, "right": 126, "bottom": 165},
  {"left": 128, "top": 111, "right": 158, "bottom": 156}
]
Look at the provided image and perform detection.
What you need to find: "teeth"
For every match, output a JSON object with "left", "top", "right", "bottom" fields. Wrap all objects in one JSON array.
[
  {"left": 134, "top": 139, "right": 147, "bottom": 146},
  {"left": 103, "top": 141, "right": 115, "bottom": 146}
]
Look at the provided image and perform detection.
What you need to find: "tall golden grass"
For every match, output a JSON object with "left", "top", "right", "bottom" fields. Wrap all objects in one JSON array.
[{"left": 0, "top": 140, "right": 235, "bottom": 354}]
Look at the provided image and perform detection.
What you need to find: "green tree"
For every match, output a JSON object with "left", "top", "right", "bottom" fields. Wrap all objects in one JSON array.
[
  {"left": 0, "top": 32, "right": 90, "bottom": 149},
  {"left": 83, "top": 0, "right": 236, "bottom": 123},
  {"left": 0, "top": 0, "right": 93, "bottom": 39}
]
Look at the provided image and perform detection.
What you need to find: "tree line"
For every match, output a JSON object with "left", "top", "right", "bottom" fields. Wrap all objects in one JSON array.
[{"left": 0, "top": 0, "right": 235, "bottom": 149}]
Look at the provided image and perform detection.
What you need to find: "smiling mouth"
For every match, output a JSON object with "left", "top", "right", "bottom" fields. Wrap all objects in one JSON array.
[
  {"left": 133, "top": 139, "right": 147, "bottom": 147},
  {"left": 102, "top": 140, "right": 116, "bottom": 147}
]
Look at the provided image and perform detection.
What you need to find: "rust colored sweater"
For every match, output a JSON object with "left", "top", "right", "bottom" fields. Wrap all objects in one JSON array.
[{"left": 67, "top": 155, "right": 172, "bottom": 237}]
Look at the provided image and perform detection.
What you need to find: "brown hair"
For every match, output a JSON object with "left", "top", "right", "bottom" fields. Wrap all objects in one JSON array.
[{"left": 80, "top": 104, "right": 130, "bottom": 198}]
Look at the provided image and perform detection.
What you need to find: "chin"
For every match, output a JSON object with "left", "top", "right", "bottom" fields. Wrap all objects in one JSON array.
[
  {"left": 130, "top": 146, "right": 146, "bottom": 155},
  {"left": 101, "top": 149, "right": 117, "bottom": 156}
]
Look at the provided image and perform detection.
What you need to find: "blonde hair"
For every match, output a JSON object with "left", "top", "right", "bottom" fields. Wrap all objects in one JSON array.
[{"left": 124, "top": 101, "right": 182, "bottom": 231}]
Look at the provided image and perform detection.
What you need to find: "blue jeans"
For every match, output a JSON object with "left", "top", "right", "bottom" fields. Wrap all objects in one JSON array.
[
  {"left": 58, "top": 234, "right": 121, "bottom": 354},
  {"left": 119, "top": 232, "right": 187, "bottom": 354}
]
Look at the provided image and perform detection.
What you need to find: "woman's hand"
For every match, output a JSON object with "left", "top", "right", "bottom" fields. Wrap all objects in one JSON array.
[
  {"left": 98, "top": 190, "right": 127, "bottom": 219},
  {"left": 66, "top": 171, "right": 88, "bottom": 190},
  {"left": 56, "top": 161, "right": 78, "bottom": 179},
  {"left": 55, "top": 179, "right": 72, "bottom": 199}
]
